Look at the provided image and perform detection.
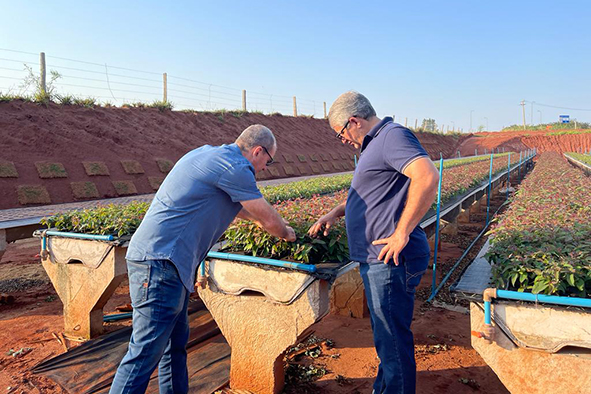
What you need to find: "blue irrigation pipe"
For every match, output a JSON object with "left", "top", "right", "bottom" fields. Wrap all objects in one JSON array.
[
  {"left": 354, "top": 154, "right": 357, "bottom": 167},
  {"left": 206, "top": 251, "right": 317, "bottom": 274},
  {"left": 485, "top": 154, "right": 493, "bottom": 226},
  {"left": 506, "top": 152, "right": 511, "bottom": 200},
  {"left": 426, "top": 193, "right": 510, "bottom": 303},
  {"left": 484, "top": 288, "right": 591, "bottom": 326},
  {"left": 103, "top": 312, "right": 132, "bottom": 322},
  {"left": 430, "top": 157, "right": 444, "bottom": 296},
  {"left": 45, "top": 230, "right": 114, "bottom": 242}
]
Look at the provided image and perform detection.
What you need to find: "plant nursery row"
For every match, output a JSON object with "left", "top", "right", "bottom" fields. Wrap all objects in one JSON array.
[{"left": 487, "top": 152, "right": 591, "bottom": 297}]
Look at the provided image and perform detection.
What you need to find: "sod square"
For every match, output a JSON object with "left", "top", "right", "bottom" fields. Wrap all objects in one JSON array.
[
  {"left": 320, "top": 153, "right": 329, "bottom": 161},
  {"left": 82, "top": 161, "right": 110, "bottom": 176},
  {"left": 282, "top": 154, "right": 294, "bottom": 163},
  {"left": 148, "top": 176, "right": 165, "bottom": 190},
  {"left": 17, "top": 185, "right": 51, "bottom": 205},
  {"left": 332, "top": 162, "right": 342, "bottom": 170},
  {"left": 330, "top": 152, "right": 340, "bottom": 160},
  {"left": 35, "top": 162, "right": 68, "bottom": 179},
  {"left": 112, "top": 180, "right": 138, "bottom": 196},
  {"left": 267, "top": 167, "right": 280, "bottom": 177},
  {"left": 283, "top": 165, "right": 296, "bottom": 176},
  {"left": 156, "top": 159, "right": 174, "bottom": 173},
  {"left": 297, "top": 165, "right": 309, "bottom": 175},
  {"left": 0, "top": 162, "right": 18, "bottom": 178},
  {"left": 121, "top": 160, "right": 145, "bottom": 175},
  {"left": 297, "top": 154, "right": 307, "bottom": 163},
  {"left": 310, "top": 154, "right": 319, "bottom": 162},
  {"left": 321, "top": 163, "right": 331, "bottom": 172},
  {"left": 70, "top": 182, "right": 100, "bottom": 199}
]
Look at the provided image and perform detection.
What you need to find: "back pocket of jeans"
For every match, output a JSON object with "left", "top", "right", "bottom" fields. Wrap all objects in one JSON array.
[
  {"left": 405, "top": 254, "right": 429, "bottom": 294},
  {"left": 127, "top": 260, "right": 151, "bottom": 306}
]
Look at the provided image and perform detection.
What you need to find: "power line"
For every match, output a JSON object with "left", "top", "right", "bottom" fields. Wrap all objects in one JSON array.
[{"left": 524, "top": 100, "right": 591, "bottom": 112}]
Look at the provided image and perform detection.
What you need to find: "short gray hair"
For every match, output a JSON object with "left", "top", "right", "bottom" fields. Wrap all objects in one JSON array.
[
  {"left": 328, "top": 91, "right": 376, "bottom": 128},
  {"left": 235, "top": 124, "right": 276, "bottom": 152}
]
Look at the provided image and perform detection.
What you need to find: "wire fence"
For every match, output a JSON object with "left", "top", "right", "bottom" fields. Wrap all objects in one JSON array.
[
  {"left": 0, "top": 48, "right": 463, "bottom": 131},
  {"left": 0, "top": 48, "right": 325, "bottom": 117}
]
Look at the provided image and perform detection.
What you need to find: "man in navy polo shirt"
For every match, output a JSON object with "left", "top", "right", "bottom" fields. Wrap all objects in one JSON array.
[
  {"left": 110, "top": 124, "right": 296, "bottom": 394},
  {"left": 309, "top": 92, "right": 439, "bottom": 394}
]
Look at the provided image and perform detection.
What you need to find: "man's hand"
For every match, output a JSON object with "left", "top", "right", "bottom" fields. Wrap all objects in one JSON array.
[
  {"left": 308, "top": 212, "right": 338, "bottom": 237},
  {"left": 372, "top": 231, "right": 410, "bottom": 265},
  {"left": 283, "top": 226, "right": 297, "bottom": 242}
]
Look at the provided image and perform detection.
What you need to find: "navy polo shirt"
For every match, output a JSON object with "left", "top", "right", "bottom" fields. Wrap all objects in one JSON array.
[
  {"left": 126, "top": 143, "right": 263, "bottom": 292},
  {"left": 345, "top": 117, "right": 431, "bottom": 264}
]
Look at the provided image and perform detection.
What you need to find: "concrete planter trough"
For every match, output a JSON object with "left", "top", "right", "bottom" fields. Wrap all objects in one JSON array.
[
  {"left": 453, "top": 241, "right": 591, "bottom": 393},
  {"left": 198, "top": 254, "right": 359, "bottom": 394},
  {"left": 34, "top": 230, "right": 128, "bottom": 340}
]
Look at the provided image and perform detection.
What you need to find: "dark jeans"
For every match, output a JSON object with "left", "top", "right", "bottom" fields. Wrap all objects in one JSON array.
[
  {"left": 360, "top": 253, "right": 429, "bottom": 394},
  {"left": 110, "top": 259, "right": 190, "bottom": 394}
]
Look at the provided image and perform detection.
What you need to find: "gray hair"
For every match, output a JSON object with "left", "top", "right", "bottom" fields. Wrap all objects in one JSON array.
[
  {"left": 235, "top": 124, "right": 276, "bottom": 152},
  {"left": 328, "top": 91, "right": 376, "bottom": 128}
]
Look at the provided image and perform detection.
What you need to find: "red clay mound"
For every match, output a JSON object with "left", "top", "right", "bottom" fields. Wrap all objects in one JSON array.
[
  {"left": 0, "top": 101, "right": 462, "bottom": 209},
  {"left": 459, "top": 129, "right": 591, "bottom": 156}
]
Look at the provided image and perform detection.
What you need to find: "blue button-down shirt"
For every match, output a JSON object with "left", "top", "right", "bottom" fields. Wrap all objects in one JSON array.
[
  {"left": 345, "top": 117, "right": 431, "bottom": 264},
  {"left": 126, "top": 143, "right": 262, "bottom": 291}
]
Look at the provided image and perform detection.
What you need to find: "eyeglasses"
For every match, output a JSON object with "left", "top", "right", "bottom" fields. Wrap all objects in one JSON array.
[
  {"left": 336, "top": 120, "right": 350, "bottom": 141},
  {"left": 261, "top": 146, "right": 274, "bottom": 166}
]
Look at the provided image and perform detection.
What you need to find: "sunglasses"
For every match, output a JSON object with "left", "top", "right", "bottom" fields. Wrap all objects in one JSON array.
[
  {"left": 336, "top": 120, "right": 350, "bottom": 141},
  {"left": 261, "top": 146, "right": 274, "bottom": 166}
]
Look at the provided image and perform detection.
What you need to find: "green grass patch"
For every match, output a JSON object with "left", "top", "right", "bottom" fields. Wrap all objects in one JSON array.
[
  {"left": 120, "top": 160, "right": 145, "bottom": 175},
  {"left": 82, "top": 161, "right": 110, "bottom": 176},
  {"left": 156, "top": 158, "right": 174, "bottom": 173},
  {"left": 70, "top": 182, "right": 99, "bottom": 199},
  {"left": 17, "top": 185, "right": 51, "bottom": 205},
  {"left": 112, "top": 180, "right": 137, "bottom": 196},
  {"left": 35, "top": 162, "right": 68, "bottom": 179},
  {"left": 0, "top": 162, "right": 18, "bottom": 178}
]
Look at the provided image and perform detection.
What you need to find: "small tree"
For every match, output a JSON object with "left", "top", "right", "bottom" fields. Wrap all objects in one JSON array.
[
  {"left": 421, "top": 118, "right": 437, "bottom": 132},
  {"left": 20, "top": 64, "right": 61, "bottom": 104}
]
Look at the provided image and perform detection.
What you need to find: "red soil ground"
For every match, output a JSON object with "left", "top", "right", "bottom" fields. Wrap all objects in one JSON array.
[
  {"left": 0, "top": 239, "right": 507, "bottom": 394},
  {"left": 0, "top": 101, "right": 463, "bottom": 209},
  {"left": 458, "top": 129, "right": 591, "bottom": 156}
]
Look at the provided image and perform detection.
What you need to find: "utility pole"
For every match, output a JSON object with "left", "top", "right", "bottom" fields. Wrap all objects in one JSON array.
[{"left": 520, "top": 100, "right": 527, "bottom": 130}]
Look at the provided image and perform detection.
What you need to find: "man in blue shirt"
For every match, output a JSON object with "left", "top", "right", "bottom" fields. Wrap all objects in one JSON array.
[
  {"left": 111, "top": 124, "right": 296, "bottom": 394},
  {"left": 309, "top": 92, "right": 439, "bottom": 394}
]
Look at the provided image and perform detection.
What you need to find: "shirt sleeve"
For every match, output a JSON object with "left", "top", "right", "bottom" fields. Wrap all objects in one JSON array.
[
  {"left": 383, "top": 127, "right": 429, "bottom": 173},
  {"left": 217, "top": 163, "right": 263, "bottom": 202}
]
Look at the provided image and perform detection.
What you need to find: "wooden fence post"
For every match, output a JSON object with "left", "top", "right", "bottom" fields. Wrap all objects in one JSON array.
[
  {"left": 40, "top": 52, "right": 46, "bottom": 96},
  {"left": 293, "top": 96, "right": 297, "bottom": 117},
  {"left": 323, "top": 102, "right": 327, "bottom": 119},
  {"left": 242, "top": 90, "right": 247, "bottom": 111},
  {"left": 163, "top": 73, "right": 167, "bottom": 102}
]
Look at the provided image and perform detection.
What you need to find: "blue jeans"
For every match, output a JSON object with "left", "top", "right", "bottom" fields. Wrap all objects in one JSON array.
[
  {"left": 110, "top": 260, "right": 190, "bottom": 394},
  {"left": 360, "top": 253, "right": 429, "bottom": 394}
]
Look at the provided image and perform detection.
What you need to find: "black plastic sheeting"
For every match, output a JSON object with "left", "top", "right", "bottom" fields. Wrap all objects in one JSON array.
[{"left": 33, "top": 299, "right": 230, "bottom": 393}]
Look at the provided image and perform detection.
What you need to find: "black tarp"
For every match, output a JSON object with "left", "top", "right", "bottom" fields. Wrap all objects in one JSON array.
[{"left": 33, "top": 299, "right": 230, "bottom": 393}]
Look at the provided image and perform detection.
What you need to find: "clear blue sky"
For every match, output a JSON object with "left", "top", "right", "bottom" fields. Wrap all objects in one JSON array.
[{"left": 1, "top": 0, "right": 590, "bottom": 131}]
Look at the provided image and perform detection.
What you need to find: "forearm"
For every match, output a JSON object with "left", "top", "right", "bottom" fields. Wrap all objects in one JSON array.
[
  {"left": 395, "top": 178, "right": 438, "bottom": 237},
  {"left": 329, "top": 201, "right": 347, "bottom": 218}
]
